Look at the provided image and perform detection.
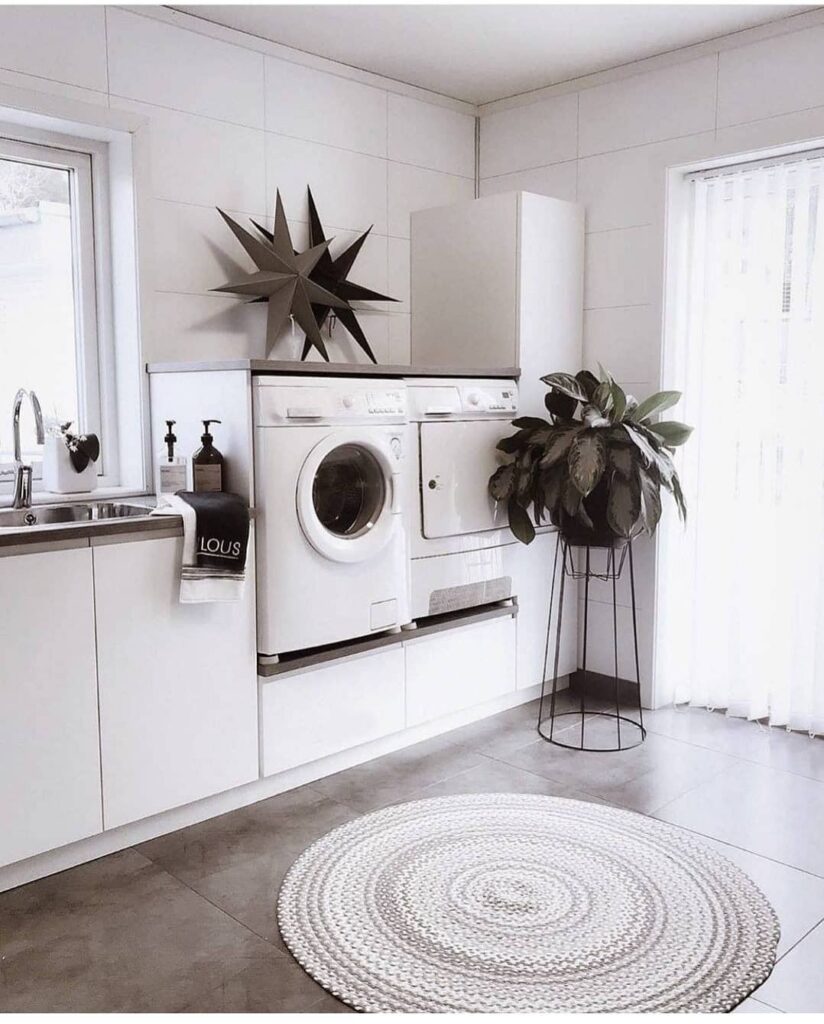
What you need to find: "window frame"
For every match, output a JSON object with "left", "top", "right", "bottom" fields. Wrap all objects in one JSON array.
[{"left": 0, "top": 121, "right": 119, "bottom": 490}]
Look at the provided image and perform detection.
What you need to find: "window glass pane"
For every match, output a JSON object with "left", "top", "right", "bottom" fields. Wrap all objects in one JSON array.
[{"left": 0, "top": 156, "right": 78, "bottom": 461}]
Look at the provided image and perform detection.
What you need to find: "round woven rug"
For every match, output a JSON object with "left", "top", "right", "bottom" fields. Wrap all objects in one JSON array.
[{"left": 277, "top": 794, "right": 779, "bottom": 1013}]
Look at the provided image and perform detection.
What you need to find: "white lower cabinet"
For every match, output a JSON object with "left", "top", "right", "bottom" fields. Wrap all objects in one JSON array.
[
  {"left": 507, "top": 531, "right": 577, "bottom": 689},
  {"left": 405, "top": 615, "right": 516, "bottom": 726},
  {"left": 0, "top": 547, "right": 102, "bottom": 867},
  {"left": 94, "top": 536, "right": 258, "bottom": 828},
  {"left": 260, "top": 647, "right": 406, "bottom": 776}
]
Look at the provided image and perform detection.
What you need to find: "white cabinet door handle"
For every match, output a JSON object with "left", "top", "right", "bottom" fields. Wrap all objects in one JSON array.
[{"left": 286, "top": 407, "right": 324, "bottom": 419}]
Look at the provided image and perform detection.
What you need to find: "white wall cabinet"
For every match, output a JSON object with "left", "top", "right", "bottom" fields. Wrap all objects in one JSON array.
[
  {"left": 410, "top": 190, "right": 584, "bottom": 417},
  {"left": 0, "top": 547, "right": 102, "bottom": 867},
  {"left": 94, "top": 535, "right": 258, "bottom": 828}
]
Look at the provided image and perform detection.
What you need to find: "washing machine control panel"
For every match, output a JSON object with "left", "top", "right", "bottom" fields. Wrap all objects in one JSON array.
[
  {"left": 364, "top": 389, "right": 406, "bottom": 416},
  {"left": 459, "top": 386, "right": 517, "bottom": 414}
]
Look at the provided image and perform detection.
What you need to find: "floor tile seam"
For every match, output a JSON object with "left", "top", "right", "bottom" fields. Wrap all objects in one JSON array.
[
  {"left": 644, "top": 722, "right": 824, "bottom": 784},
  {"left": 128, "top": 844, "right": 288, "bottom": 953},
  {"left": 772, "top": 916, "right": 824, "bottom": 966},
  {"left": 643, "top": 815, "right": 824, "bottom": 882}
]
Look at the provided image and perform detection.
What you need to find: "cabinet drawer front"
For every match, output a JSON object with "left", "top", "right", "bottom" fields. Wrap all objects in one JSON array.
[
  {"left": 405, "top": 616, "right": 516, "bottom": 727},
  {"left": 261, "top": 648, "right": 405, "bottom": 776}
]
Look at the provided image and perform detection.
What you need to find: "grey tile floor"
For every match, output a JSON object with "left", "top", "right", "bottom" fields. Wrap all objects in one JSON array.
[{"left": 2, "top": 696, "right": 823, "bottom": 1012}]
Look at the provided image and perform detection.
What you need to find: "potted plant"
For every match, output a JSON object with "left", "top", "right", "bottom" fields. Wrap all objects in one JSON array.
[{"left": 489, "top": 368, "right": 693, "bottom": 546}]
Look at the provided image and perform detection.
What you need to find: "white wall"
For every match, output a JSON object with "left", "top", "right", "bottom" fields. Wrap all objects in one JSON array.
[
  {"left": 0, "top": 5, "right": 476, "bottom": 366},
  {"left": 478, "top": 9, "right": 824, "bottom": 701}
]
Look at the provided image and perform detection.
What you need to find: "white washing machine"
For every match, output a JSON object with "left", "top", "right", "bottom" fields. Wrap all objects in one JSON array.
[
  {"left": 404, "top": 377, "right": 519, "bottom": 619},
  {"left": 254, "top": 376, "right": 409, "bottom": 659}
]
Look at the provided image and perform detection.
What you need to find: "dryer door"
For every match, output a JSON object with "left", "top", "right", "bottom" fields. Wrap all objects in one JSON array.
[
  {"left": 420, "top": 420, "right": 509, "bottom": 539},
  {"left": 297, "top": 431, "right": 400, "bottom": 563}
]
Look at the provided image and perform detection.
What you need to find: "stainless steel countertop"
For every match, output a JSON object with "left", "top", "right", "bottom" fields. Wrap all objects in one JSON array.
[
  {"left": 0, "top": 500, "right": 177, "bottom": 550},
  {"left": 146, "top": 358, "right": 520, "bottom": 379}
]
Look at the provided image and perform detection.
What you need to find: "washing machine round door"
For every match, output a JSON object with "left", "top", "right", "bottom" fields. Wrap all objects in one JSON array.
[{"left": 297, "top": 432, "right": 398, "bottom": 563}]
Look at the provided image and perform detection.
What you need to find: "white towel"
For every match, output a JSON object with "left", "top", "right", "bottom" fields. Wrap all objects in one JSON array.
[{"left": 152, "top": 494, "right": 246, "bottom": 604}]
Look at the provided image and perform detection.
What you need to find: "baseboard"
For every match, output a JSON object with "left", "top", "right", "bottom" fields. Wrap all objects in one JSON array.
[{"left": 0, "top": 682, "right": 547, "bottom": 894}]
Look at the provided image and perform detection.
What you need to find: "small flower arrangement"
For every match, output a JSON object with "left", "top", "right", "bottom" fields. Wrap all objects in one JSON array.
[{"left": 46, "top": 420, "right": 100, "bottom": 473}]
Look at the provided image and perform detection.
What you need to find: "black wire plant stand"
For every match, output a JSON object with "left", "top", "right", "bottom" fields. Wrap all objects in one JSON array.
[{"left": 537, "top": 535, "right": 646, "bottom": 752}]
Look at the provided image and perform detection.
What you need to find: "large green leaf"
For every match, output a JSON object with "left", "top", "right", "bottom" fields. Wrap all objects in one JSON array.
[
  {"left": 568, "top": 431, "right": 607, "bottom": 496},
  {"left": 540, "top": 372, "right": 587, "bottom": 402},
  {"left": 609, "top": 445, "right": 635, "bottom": 478},
  {"left": 512, "top": 416, "right": 550, "bottom": 430},
  {"left": 496, "top": 428, "right": 532, "bottom": 454},
  {"left": 575, "top": 370, "right": 600, "bottom": 399},
  {"left": 648, "top": 420, "right": 694, "bottom": 447},
  {"left": 670, "top": 471, "right": 687, "bottom": 522},
  {"left": 507, "top": 497, "right": 535, "bottom": 545},
  {"left": 622, "top": 423, "right": 659, "bottom": 468},
  {"left": 630, "top": 389, "right": 682, "bottom": 423},
  {"left": 591, "top": 381, "right": 613, "bottom": 413},
  {"left": 607, "top": 473, "right": 642, "bottom": 538},
  {"left": 610, "top": 382, "right": 627, "bottom": 422},
  {"left": 561, "top": 478, "right": 583, "bottom": 517},
  {"left": 538, "top": 426, "right": 580, "bottom": 468},
  {"left": 638, "top": 467, "right": 662, "bottom": 535},
  {"left": 544, "top": 389, "right": 578, "bottom": 422},
  {"left": 489, "top": 463, "right": 515, "bottom": 501},
  {"left": 541, "top": 463, "right": 565, "bottom": 516}
]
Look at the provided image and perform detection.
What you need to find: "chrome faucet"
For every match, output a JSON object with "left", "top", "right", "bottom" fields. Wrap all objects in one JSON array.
[{"left": 11, "top": 389, "right": 45, "bottom": 509}]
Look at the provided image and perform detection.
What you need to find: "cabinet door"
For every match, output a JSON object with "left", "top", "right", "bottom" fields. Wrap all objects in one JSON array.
[
  {"left": 94, "top": 535, "right": 258, "bottom": 828},
  {"left": 405, "top": 615, "right": 516, "bottom": 727},
  {"left": 0, "top": 546, "right": 102, "bottom": 867},
  {"left": 507, "top": 532, "right": 577, "bottom": 690}
]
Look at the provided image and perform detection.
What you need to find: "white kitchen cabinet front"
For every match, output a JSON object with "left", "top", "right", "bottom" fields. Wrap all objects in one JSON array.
[
  {"left": 93, "top": 535, "right": 258, "bottom": 828},
  {"left": 0, "top": 546, "right": 102, "bottom": 867}
]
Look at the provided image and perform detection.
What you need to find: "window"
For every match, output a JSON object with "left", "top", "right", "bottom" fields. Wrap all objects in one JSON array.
[
  {"left": 657, "top": 147, "right": 824, "bottom": 734},
  {"left": 0, "top": 124, "right": 114, "bottom": 487}
]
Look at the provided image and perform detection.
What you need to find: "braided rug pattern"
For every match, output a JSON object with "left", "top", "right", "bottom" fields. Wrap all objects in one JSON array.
[{"left": 277, "top": 794, "right": 778, "bottom": 1013}]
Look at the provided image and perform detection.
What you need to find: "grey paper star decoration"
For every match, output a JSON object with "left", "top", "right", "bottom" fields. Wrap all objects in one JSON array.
[{"left": 214, "top": 189, "right": 398, "bottom": 362}]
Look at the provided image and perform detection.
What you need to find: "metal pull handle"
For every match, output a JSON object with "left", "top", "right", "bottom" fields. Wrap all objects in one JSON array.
[
  {"left": 286, "top": 407, "right": 324, "bottom": 419},
  {"left": 390, "top": 473, "right": 402, "bottom": 512},
  {"left": 424, "top": 406, "right": 453, "bottom": 416}
]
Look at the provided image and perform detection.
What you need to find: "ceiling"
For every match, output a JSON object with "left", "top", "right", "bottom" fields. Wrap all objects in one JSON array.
[{"left": 173, "top": 4, "right": 811, "bottom": 105}]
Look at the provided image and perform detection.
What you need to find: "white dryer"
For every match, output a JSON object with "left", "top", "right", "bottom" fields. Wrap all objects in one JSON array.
[
  {"left": 254, "top": 376, "right": 409, "bottom": 659},
  {"left": 404, "top": 377, "right": 519, "bottom": 619}
]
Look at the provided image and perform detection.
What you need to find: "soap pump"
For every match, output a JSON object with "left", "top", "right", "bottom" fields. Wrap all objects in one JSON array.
[
  {"left": 156, "top": 419, "right": 188, "bottom": 496},
  {"left": 192, "top": 419, "right": 224, "bottom": 493}
]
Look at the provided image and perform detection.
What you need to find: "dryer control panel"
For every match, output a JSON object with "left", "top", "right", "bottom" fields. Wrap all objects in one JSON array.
[{"left": 405, "top": 379, "right": 518, "bottom": 421}]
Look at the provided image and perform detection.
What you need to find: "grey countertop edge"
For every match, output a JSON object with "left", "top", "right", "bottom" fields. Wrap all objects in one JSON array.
[
  {"left": 146, "top": 359, "right": 520, "bottom": 380},
  {"left": 0, "top": 513, "right": 182, "bottom": 551},
  {"left": 258, "top": 600, "right": 518, "bottom": 679}
]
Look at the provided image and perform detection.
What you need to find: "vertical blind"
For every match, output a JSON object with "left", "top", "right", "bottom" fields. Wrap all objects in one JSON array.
[{"left": 657, "top": 149, "right": 824, "bottom": 734}]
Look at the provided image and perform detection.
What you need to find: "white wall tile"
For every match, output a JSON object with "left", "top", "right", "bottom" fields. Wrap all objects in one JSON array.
[
  {"left": 388, "top": 163, "right": 474, "bottom": 238},
  {"left": 715, "top": 104, "right": 824, "bottom": 159},
  {"left": 584, "top": 226, "right": 659, "bottom": 310},
  {"left": 388, "top": 94, "right": 475, "bottom": 177},
  {"left": 111, "top": 98, "right": 266, "bottom": 214},
  {"left": 107, "top": 9, "right": 264, "bottom": 127},
  {"left": 583, "top": 305, "right": 661, "bottom": 382},
  {"left": 265, "top": 132, "right": 387, "bottom": 235},
  {"left": 387, "top": 236, "right": 410, "bottom": 312},
  {"left": 718, "top": 24, "right": 824, "bottom": 128},
  {"left": 480, "top": 160, "right": 578, "bottom": 203},
  {"left": 578, "top": 132, "right": 714, "bottom": 233},
  {"left": 151, "top": 201, "right": 255, "bottom": 297},
  {"left": 578, "top": 56, "right": 717, "bottom": 157},
  {"left": 0, "top": 66, "right": 109, "bottom": 106},
  {"left": 389, "top": 313, "right": 411, "bottom": 364},
  {"left": 146, "top": 293, "right": 267, "bottom": 363},
  {"left": 0, "top": 6, "right": 107, "bottom": 92},
  {"left": 480, "top": 93, "right": 577, "bottom": 177},
  {"left": 264, "top": 57, "right": 387, "bottom": 157}
]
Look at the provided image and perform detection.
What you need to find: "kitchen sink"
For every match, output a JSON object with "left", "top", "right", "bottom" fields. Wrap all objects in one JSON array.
[{"left": 0, "top": 501, "right": 153, "bottom": 530}]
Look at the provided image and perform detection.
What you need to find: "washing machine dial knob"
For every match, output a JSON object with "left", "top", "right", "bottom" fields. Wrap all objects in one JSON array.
[
  {"left": 342, "top": 394, "right": 355, "bottom": 409},
  {"left": 467, "top": 391, "right": 480, "bottom": 406}
]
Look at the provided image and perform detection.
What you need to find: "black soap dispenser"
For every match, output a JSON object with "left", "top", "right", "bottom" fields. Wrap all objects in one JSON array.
[{"left": 192, "top": 419, "right": 224, "bottom": 493}]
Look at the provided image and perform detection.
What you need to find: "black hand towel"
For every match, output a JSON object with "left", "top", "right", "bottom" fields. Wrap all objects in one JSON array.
[{"left": 178, "top": 490, "right": 250, "bottom": 574}]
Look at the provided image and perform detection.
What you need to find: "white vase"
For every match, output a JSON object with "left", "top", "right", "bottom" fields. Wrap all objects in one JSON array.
[{"left": 42, "top": 435, "right": 98, "bottom": 494}]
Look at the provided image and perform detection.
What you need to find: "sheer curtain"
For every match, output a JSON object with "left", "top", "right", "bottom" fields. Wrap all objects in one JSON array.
[{"left": 657, "top": 149, "right": 824, "bottom": 735}]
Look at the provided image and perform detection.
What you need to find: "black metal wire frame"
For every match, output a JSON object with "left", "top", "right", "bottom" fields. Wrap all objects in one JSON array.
[{"left": 537, "top": 536, "right": 646, "bottom": 752}]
